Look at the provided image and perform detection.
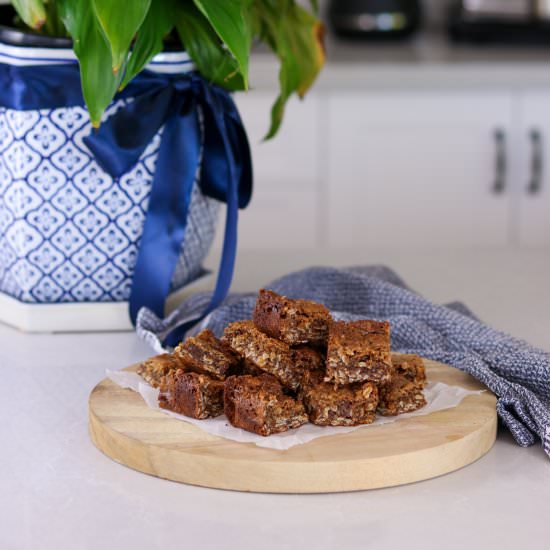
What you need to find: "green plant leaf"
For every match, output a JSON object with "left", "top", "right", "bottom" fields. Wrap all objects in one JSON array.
[
  {"left": 191, "top": 0, "right": 251, "bottom": 88},
  {"left": 175, "top": 2, "right": 247, "bottom": 91},
  {"left": 121, "top": 0, "right": 176, "bottom": 89},
  {"left": 254, "top": 0, "right": 325, "bottom": 138},
  {"left": 92, "top": 0, "right": 151, "bottom": 73},
  {"left": 11, "top": 0, "right": 46, "bottom": 30},
  {"left": 58, "top": 0, "right": 122, "bottom": 126}
]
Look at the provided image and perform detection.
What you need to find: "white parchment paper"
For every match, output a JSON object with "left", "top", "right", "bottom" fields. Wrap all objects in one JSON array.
[{"left": 107, "top": 369, "right": 483, "bottom": 451}]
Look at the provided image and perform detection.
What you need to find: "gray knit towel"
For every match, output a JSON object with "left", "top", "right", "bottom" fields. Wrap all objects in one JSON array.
[{"left": 136, "top": 265, "right": 550, "bottom": 458}]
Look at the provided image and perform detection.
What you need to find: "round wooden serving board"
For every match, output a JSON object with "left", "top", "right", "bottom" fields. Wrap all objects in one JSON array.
[{"left": 89, "top": 360, "right": 497, "bottom": 493}]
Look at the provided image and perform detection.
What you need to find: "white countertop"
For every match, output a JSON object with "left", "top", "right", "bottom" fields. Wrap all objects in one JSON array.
[{"left": 1, "top": 247, "right": 549, "bottom": 550}]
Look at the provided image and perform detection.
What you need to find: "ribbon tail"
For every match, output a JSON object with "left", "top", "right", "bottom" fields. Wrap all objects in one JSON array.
[
  {"left": 129, "top": 107, "right": 201, "bottom": 323},
  {"left": 163, "top": 93, "right": 243, "bottom": 346},
  {"left": 198, "top": 86, "right": 253, "bottom": 209},
  {"left": 226, "top": 109, "right": 253, "bottom": 209},
  {"left": 196, "top": 87, "right": 252, "bottom": 316}
]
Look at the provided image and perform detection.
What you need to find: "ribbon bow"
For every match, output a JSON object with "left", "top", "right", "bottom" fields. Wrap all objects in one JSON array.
[{"left": 84, "top": 72, "right": 252, "bottom": 344}]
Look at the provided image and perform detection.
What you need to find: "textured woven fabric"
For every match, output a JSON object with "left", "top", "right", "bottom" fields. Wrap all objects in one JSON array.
[{"left": 136, "top": 265, "right": 550, "bottom": 458}]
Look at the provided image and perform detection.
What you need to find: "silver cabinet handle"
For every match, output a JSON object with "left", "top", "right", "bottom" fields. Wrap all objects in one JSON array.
[
  {"left": 493, "top": 129, "right": 507, "bottom": 194},
  {"left": 527, "top": 129, "right": 543, "bottom": 195}
]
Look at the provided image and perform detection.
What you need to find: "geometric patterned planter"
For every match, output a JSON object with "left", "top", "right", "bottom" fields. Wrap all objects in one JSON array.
[{"left": 0, "top": 43, "right": 219, "bottom": 330}]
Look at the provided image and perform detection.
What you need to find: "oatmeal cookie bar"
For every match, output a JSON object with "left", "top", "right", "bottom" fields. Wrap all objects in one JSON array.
[
  {"left": 293, "top": 345, "right": 324, "bottom": 371},
  {"left": 137, "top": 354, "right": 181, "bottom": 388},
  {"left": 224, "top": 374, "right": 308, "bottom": 436},
  {"left": 325, "top": 320, "right": 392, "bottom": 385},
  {"left": 253, "top": 289, "right": 332, "bottom": 346},
  {"left": 391, "top": 353, "right": 426, "bottom": 387},
  {"left": 300, "top": 369, "right": 378, "bottom": 426},
  {"left": 239, "top": 358, "right": 266, "bottom": 377},
  {"left": 174, "top": 329, "right": 240, "bottom": 381},
  {"left": 223, "top": 321, "right": 322, "bottom": 391},
  {"left": 159, "top": 369, "right": 224, "bottom": 419},
  {"left": 378, "top": 376, "right": 427, "bottom": 416}
]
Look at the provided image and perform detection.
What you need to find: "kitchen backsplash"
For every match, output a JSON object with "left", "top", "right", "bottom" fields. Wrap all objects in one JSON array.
[{"left": 317, "top": 0, "right": 447, "bottom": 27}]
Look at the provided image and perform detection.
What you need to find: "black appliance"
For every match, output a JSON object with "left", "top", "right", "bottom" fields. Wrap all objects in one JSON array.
[
  {"left": 328, "top": 0, "right": 422, "bottom": 39},
  {"left": 449, "top": 0, "right": 550, "bottom": 44}
]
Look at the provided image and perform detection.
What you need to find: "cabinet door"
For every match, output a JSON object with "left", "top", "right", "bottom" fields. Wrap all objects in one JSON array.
[
  {"left": 232, "top": 93, "right": 321, "bottom": 249},
  {"left": 327, "top": 92, "right": 513, "bottom": 248},
  {"left": 516, "top": 93, "right": 550, "bottom": 246}
]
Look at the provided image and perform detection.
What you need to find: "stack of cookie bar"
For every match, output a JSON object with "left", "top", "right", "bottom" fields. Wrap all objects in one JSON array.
[{"left": 137, "top": 289, "right": 427, "bottom": 436}]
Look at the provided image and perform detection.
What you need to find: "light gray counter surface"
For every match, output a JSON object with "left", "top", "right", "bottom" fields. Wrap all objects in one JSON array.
[{"left": 1, "top": 247, "right": 549, "bottom": 550}]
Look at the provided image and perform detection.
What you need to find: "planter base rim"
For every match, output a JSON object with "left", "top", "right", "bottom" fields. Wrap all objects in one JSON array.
[{"left": 0, "top": 272, "right": 212, "bottom": 333}]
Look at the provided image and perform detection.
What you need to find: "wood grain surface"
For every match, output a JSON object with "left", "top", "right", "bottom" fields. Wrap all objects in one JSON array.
[{"left": 89, "top": 359, "right": 497, "bottom": 493}]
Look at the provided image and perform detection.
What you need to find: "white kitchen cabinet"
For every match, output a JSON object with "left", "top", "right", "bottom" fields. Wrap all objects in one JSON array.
[
  {"left": 229, "top": 86, "right": 550, "bottom": 252},
  {"left": 516, "top": 92, "right": 550, "bottom": 246},
  {"left": 326, "top": 92, "right": 514, "bottom": 248},
  {"left": 235, "top": 93, "right": 321, "bottom": 191},
  {"left": 222, "top": 93, "right": 321, "bottom": 249}
]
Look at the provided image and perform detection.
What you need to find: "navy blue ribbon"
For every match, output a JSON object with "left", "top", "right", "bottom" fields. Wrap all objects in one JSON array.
[{"left": 0, "top": 63, "right": 252, "bottom": 345}]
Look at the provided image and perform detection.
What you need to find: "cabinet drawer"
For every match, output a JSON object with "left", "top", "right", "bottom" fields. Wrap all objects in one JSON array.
[
  {"left": 327, "top": 92, "right": 514, "bottom": 248},
  {"left": 516, "top": 92, "right": 550, "bottom": 246}
]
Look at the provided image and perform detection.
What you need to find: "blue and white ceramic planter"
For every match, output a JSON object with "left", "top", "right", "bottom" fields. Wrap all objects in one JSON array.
[
  {"left": 0, "top": 42, "right": 220, "bottom": 309},
  {"left": 0, "top": 4, "right": 252, "bottom": 338}
]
